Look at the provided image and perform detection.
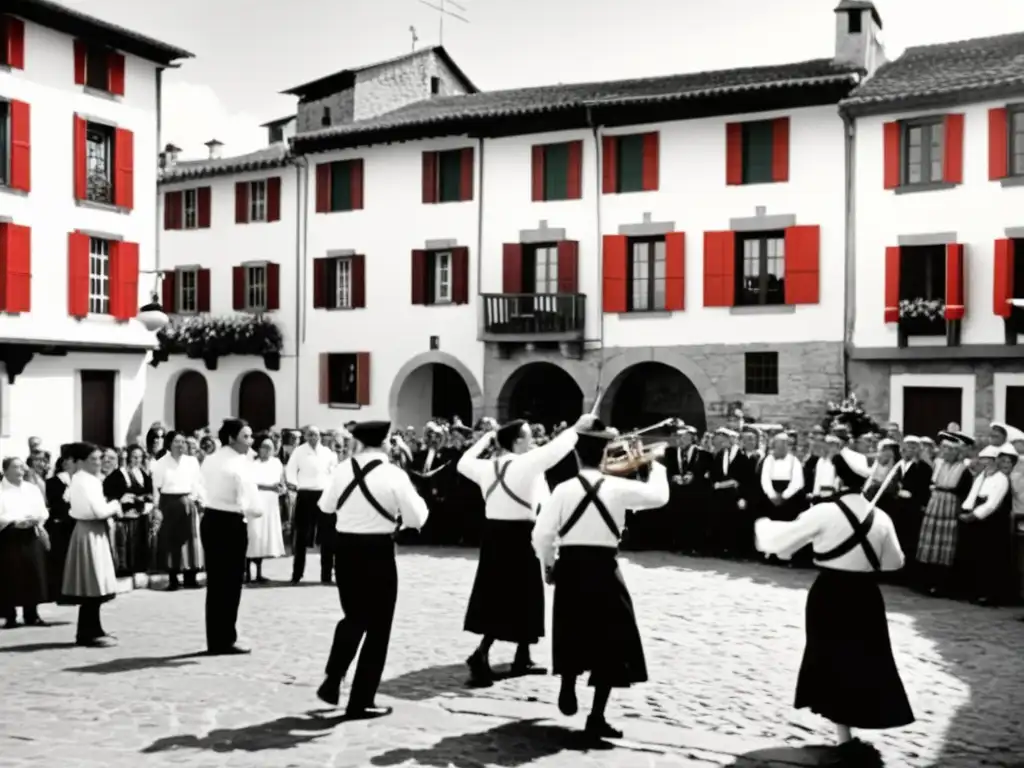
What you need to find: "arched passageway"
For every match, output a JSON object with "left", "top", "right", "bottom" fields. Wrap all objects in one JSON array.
[
  {"left": 499, "top": 362, "right": 584, "bottom": 429},
  {"left": 604, "top": 361, "right": 707, "bottom": 434},
  {"left": 394, "top": 363, "right": 472, "bottom": 427},
  {"left": 237, "top": 371, "right": 276, "bottom": 433},
  {"left": 173, "top": 370, "right": 209, "bottom": 434}
]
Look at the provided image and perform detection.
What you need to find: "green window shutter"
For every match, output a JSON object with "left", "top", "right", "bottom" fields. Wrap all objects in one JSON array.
[
  {"left": 330, "top": 161, "right": 352, "bottom": 211},
  {"left": 438, "top": 150, "right": 462, "bottom": 202},
  {"left": 741, "top": 121, "right": 774, "bottom": 184},
  {"left": 617, "top": 135, "right": 644, "bottom": 193},
  {"left": 543, "top": 143, "right": 570, "bottom": 200}
]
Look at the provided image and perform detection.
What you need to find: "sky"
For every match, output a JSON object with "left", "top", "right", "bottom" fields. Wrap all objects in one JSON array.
[{"left": 56, "top": 0, "right": 1024, "bottom": 159}]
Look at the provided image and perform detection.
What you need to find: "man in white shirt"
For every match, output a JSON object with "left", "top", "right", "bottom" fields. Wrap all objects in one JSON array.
[
  {"left": 200, "top": 419, "right": 259, "bottom": 656},
  {"left": 315, "top": 420, "right": 428, "bottom": 719},
  {"left": 285, "top": 426, "right": 338, "bottom": 585}
]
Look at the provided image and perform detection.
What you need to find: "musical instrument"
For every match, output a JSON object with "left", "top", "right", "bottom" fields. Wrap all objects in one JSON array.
[{"left": 600, "top": 418, "right": 674, "bottom": 476}]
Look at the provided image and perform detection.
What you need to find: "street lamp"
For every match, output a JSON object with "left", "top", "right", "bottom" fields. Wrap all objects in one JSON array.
[{"left": 137, "top": 270, "right": 169, "bottom": 332}]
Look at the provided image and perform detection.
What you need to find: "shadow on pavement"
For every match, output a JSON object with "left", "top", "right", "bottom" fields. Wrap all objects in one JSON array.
[
  {"left": 723, "top": 741, "right": 884, "bottom": 767},
  {"left": 378, "top": 662, "right": 469, "bottom": 701},
  {"left": 0, "top": 641, "right": 78, "bottom": 653},
  {"left": 64, "top": 651, "right": 207, "bottom": 675},
  {"left": 140, "top": 710, "right": 348, "bottom": 754},
  {"left": 369, "top": 718, "right": 612, "bottom": 767}
]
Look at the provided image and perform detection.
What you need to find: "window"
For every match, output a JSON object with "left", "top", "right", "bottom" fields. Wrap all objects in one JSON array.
[
  {"left": 737, "top": 232, "right": 785, "bottom": 306},
  {"left": 741, "top": 121, "right": 775, "bottom": 184},
  {"left": 616, "top": 134, "right": 645, "bottom": 193},
  {"left": 86, "top": 122, "right": 114, "bottom": 204},
  {"left": 88, "top": 237, "right": 110, "bottom": 314},
  {"left": 433, "top": 251, "right": 452, "bottom": 303},
  {"left": 245, "top": 264, "right": 268, "bottom": 311},
  {"left": 903, "top": 120, "right": 944, "bottom": 185},
  {"left": 430, "top": 76, "right": 441, "bottom": 95},
  {"left": 177, "top": 268, "right": 198, "bottom": 313},
  {"left": 1010, "top": 107, "right": 1024, "bottom": 177},
  {"left": 847, "top": 10, "right": 862, "bottom": 33},
  {"left": 249, "top": 180, "right": 267, "bottom": 222},
  {"left": 543, "top": 143, "right": 570, "bottom": 201},
  {"left": 533, "top": 246, "right": 559, "bottom": 293},
  {"left": 745, "top": 352, "right": 779, "bottom": 395},
  {"left": 437, "top": 150, "right": 463, "bottom": 202},
  {"left": 183, "top": 189, "right": 198, "bottom": 229},
  {"left": 899, "top": 245, "right": 945, "bottom": 302},
  {"left": 84, "top": 46, "right": 110, "bottom": 91},
  {"left": 330, "top": 161, "right": 354, "bottom": 211},
  {"left": 0, "top": 100, "right": 7, "bottom": 187},
  {"left": 627, "top": 238, "right": 666, "bottom": 311},
  {"left": 268, "top": 125, "right": 284, "bottom": 144},
  {"left": 327, "top": 353, "right": 359, "bottom": 405},
  {"left": 321, "top": 106, "right": 331, "bottom": 127}
]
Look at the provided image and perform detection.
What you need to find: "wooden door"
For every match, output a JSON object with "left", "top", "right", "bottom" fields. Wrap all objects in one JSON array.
[
  {"left": 903, "top": 386, "right": 963, "bottom": 439},
  {"left": 1005, "top": 386, "right": 1024, "bottom": 429},
  {"left": 174, "top": 371, "right": 209, "bottom": 435},
  {"left": 81, "top": 370, "right": 115, "bottom": 447},
  {"left": 238, "top": 371, "right": 276, "bottom": 433}
]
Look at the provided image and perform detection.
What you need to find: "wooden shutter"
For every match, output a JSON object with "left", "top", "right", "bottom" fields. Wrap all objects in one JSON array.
[
  {"left": 109, "top": 240, "right": 139, "bottom": 320},
  {"left": 234, "top": 182, "right": 249, "bottom": 223},
  {"left": 989, "top": 107, "right": 1009, "bottom": 181},
  {"left": 312, "top": 257, "right": 328, "bottom": 308},
  {"left": 232, "top": 266, "right": 245, "bottom": 309},
  {"left": 884, "top": 246, "right": 901, "bottom": 323},
  {"left": 451, "top": 246, "right": 469, "bottom": 304},
  {"left": 266, "top": 262, "right": 280, "bottom": 310},
  {"left": 784, "top": 225, "right": 821, "bottom": 305},
  {"left": 943, "top": 114, "right": 964, "bottom": 184},
  {"left": 319, "top": 354, "right": 329, "bottom": 404},
  {"left": 502, "top": 243, "right": 523, "bottom": 293},
  {"left": 355, "top": 352, "right": 371, "bottom": 405},
  {"left": 567, "top": 140, "right": 583, "bottom": 199},
  {"left": 883, "top": 121, "right": 901, "bottom": 189},
  {"left": 531, "top": 145, "right": 545, "bottom": 201},
  {"left": 556, "top": 241, "right": 579, "bottom": 294},
  {"left": 113, "top": 128, "right": 134, "bottom": 210},
  {"left": 108, "top": 51, "right": 125, "bottom": 96},
  {"left": 350, "top": 159, "right": 364, "bottom": 210},
  {"left": 197, "top": 186, "right": 211, "bottom": 228},
  {"left": 641, "top": 132, "right": 659, "bottom": 191},
  {"left": 197, "top": 269, "right": 211, "bottom": 312},
  {"left": 0, "top": 223, "right": 31, "bottom": 313},
  {"left": 8, "top": 99, "right": 30, "bottom": 192},
  {"left": 602, "top": 234, "right": 627, "bottom": 312},
  {"left": 459, "top": 147, "right": 474, "bottom": 201},
  {"left": 315, "top": 163, "right": 331, "bottom": 212},
  {"left": 164, "top": 191, "right": 182, "bottom": 230},
  {"left": 702, "top": 231, "right": 735, "bottom": 307},
  {"left": 994, "top": 239, "right": 1014, "bottom": 318},
  {"left": 771, "top": 117, "right": 790, "bottom": 182},
  {"left": 725, "top": 123, "right": 743, "bottom": 185},
  {"left": 945, "top": 243, "right": 965, "bottom": 320},
  {"left": 4, "top": 16, "right": 24, "bottom": 70},
  {"left": 161, "top": 269, "right": 176, "bottom": 312},
  {"left": 422, "top": 152, "right": 437, "bottom": 203},
  {"left": 411, "top": 249, "right": 427, "bottom": 304},
  {"left": 73, "top": 115, "right": 87, "bottom": 200},
  {"left": 67, "top": 232, "right": 90, "bottom": 318},
  {"left": 601, "top": 136, "right": 618, "bottom": 194},
  {"left": 352, "top": 255, "right": 367, "bottom": 308},
  {"left": 266, "top": 177, "right": 282, "bottom": 222},
  {"left": 73, "top": 41, "right": 86, "bottom": 85},
  {"left": 664, "top": 232, "right": 685, "bottom": 311}
]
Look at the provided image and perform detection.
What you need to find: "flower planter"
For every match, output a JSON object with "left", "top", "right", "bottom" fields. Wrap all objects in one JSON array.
[
  {"left": 203, "top": 354, "right": 219, "bottom": 371},
  {"left": 899, "top": 315, "right": 945, "bottom": 336},
  {"left": 262, "top": 352, "right": 281, "bottom": 371},
  {"left": 149, "top": 348, "right": 169, "bottom": 368}
]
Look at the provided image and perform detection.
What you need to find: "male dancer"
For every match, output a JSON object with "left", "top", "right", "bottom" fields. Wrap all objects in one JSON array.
[
  {"left": 315, "top": 421, "right": 428, "bottom": 718},
  {"left": 285, "top": 426, "right": 337, "bottom": 584},
  {"left": 457, "top": 414, "right": 589, "bottom": 683}
]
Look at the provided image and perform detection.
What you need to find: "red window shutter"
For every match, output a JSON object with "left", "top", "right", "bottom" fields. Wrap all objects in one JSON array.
[
  {"left": 502, "top": 243, "right": 523, "bottom": 293},
  {"left": 164, "top": 191, "right": 182, "bottom": 230},
  {"left": 315, "top": 163, "right": 331, "bottom": 212},
  {"left": 702, "top": 231, "right": 736, "bottom": 307},
  {"left": 73, "top": 41, "right": 86, "bottom": 85},
  {"left": 943, "top": 114, "right": 964, "bottom": 184},
  {"left": 266, "top": 262, "right": 280, "bottom": 310},
  {"left": 356, "top": 352, "right": 371, "bottom": 405},
  {"left": 556, "top": 241, "right": 579, "bottom": 294},
  {"left": 0, "top": 223, "right": 31, "bottom": 313},
  {"left": 945, "top": 243, "right": 965, "bottom": 320},
  {"left": 352, "top": 255, "right": 367, "bottom": 308},
  {"left": 771, "top": 117, "right": 790, "bottom": 182},
  {"left": 67, "top": 232, "right": 90, "bottom": 318},
  {"left": 4, "top": 16, "right": 24, "bottom": 70},
  {"left": 312, "top": 257, "right": 328, "bottom": 308},
  {"left": 567, "top": 140, "right": 583, "bottom": 199},
  {"left": 601, "top": 136, "right": 618, "bottom": 194},
  {"left": 113, "top": 128, "right": 134, "bottom": 210},
  {"left": 883, "top": 121, "right": 901, "bottom": 189},
  {"left": 602, "top": 234, "right": 628, "bottom": 312},
  {"left": 451, "top": 246, "right": 469, "bottom": 304},
  {"left": 664, "top": 232, "right": 685, "bottom": 311},
  {"left": 232, "top": 266, "right": 245, "bottom": 310},
  {"left": 73, "top": 115, "right": 87, "bottom": 200},
  {"left": 459, "top": 147, "right": 474, "bottom": 201},
  {"left": 884, "top": 246, "right": 901, "bottom": 323},
  {"left": 266, "top": 176, "right": 281, "bottom": 221},
  {"left": 197, "top": 269, "right": 211, "bottom": 312},
  {"left": 8, "top": 100, "right": 30, "bottom": 192},
  {"left": 422, "top": 152, "right": 437, "bottom": 204},
  {"left": 641, "top": 132, "right": 659, "bottom": 191},
  {"left": 235, "top": 182, "right": 249, "bottom": 223},
  {"left": 989, "top": 107, "right": 1009, "bottom": 181},
  {"left": 994, "top": 239, "right": 1014, "bottom": 318},
  {"left": 350, "top": 159, "right": 364, "bottom": 210},
  {"left": 161, "top": 270, "right": 176, "bottom": 312},
  {"left": 197, "top": 186, "right": 211, "bottom": 228},
  {"left": 784, "top": 225, "right": 821, "bottom": 305},
  {"left": 531, "top": 145, "right": 545, "bottom": 201},
  {"left": 108, "top": 51, "right": 125, "bottom": 96},
  {"left": 319, "top": 354, "right": 329, "bottom": 404},
  {"left": 411, "top": 249, "right": 427, "bottom": 304},
  {"left": 109, "top": 240, "right": 139, "bottom": 320},
  {"left": 725, "top": 123, "right": 743, "bottom": 185}
]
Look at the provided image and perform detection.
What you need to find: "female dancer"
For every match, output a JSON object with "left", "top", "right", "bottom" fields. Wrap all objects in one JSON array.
[{"left": 0, "top": 457, "right": 51, "bottom": 628}]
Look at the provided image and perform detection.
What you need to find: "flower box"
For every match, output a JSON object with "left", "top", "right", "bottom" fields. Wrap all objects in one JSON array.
[{"left": 898, "top": 298, "right": 946, "bottom": 337}]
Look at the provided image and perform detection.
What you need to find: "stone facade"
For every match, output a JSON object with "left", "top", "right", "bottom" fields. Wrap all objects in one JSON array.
[{"left": 296, "top": 87, "right": 355, "bottom": 133}]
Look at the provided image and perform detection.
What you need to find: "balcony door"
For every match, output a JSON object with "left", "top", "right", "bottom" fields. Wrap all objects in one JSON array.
[
  {"left": 520, "top": 244, "right": 559, "bottom": 313},
  {"left": 903, "top": 386, "right": 961, "bottom": 439}
]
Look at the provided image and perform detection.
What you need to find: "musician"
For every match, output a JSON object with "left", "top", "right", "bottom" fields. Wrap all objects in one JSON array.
[
  {"left": 666, "top": 425, "right": 710, "bottom": 555},
  {"left": 457, "top": 415, "right": 585, "bottom": 684},
  {"left": 754, "top": 446, "right": 914, "bottom": 749},
  {"left": 315, "top": 420, "right": 429, "bottom": 718},
  {"left": 532, "top": 418, "right": 669, "bottom": 739},
  {"left": 285, "top": 426, "right": 338, "bottom": 585},
  {"left": 708, "top": 428, "right": 749, "bottom": 557}
]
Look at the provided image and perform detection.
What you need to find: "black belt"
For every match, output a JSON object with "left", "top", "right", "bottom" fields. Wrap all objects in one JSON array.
[{"left": 204, "top": 507, "right": 244, "bottom": 519}]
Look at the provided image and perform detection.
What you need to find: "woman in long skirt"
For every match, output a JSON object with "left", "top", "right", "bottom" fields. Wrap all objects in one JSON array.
[
  {"left": 247, "top": 436, "right": 286, "bottom": 583},
  {"left": 915, "top": 432, "right": 974, "bottom": 595},
  {"left": 956, "top": 444, "right": 1016, "bottom": 605},
  {"left": 151, "top": 430, "right": 205, "bottom": 591},
  {"left": 103, "top": 444, "right": 154, "bottom": 576},
  {"left": 63, "top": 443, "right": 122, "bottom": 647},
  {"left": 0, "top": 457, "right": 51, "bottom": 628},
  {"left": 44, "top": 446, "right": 75, "bottom": 605}
]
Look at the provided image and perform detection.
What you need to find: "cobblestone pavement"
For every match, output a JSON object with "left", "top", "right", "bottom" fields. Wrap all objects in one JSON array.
[{"left": 1, "top": 549, "right": 1022, "bottom": 767}]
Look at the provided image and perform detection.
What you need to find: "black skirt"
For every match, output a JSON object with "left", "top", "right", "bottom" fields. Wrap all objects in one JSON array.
[
  {"left": 0, "top": 526, "right": 50, "bottom": 607},
  {"left": 795, "top": 568, "right": 914, "bottom": 729},
  {"left": 552, "top": 546, "right": 647, "bottom": 688},
  {"left": 463, "top": 519, "right": 544, "bottom": 644}
]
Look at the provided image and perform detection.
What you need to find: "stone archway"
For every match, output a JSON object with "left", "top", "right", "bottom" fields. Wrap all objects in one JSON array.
[
  {"left": 389, "top": 351, "right": 483, "bottom": 426},
  {"left": 172, "top": 369, "right": 209, "bottom": 435},
  {"left": 498, "top": 362, "right": 584, "bottom": 429},
  {"left": 236, "top": 370, "right": 276, "bottom": 433},
  {"left": 603, "top": 361, "right": 707, "bottom": 433}
]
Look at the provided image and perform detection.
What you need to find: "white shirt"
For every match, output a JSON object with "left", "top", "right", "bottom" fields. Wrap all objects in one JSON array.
[
  {"left": 963, "top": 471, "right": 1010, "bottom": 521},
  {"left": 285, "top": 443, "right": 337, "bottom": 491},
  {"left": 318, "top": 449, "right": 429, "bottom": 534},
  {"left": 0, "top": 479, "right": 48, "bottom": 531},
  {"left": 760, "top": 453, "right": 804, "bottom": 500},
  {"left": 151, "top": 453, "right": 204, "bottom": 498},
  {"left": 457, "top": 428, "right": 579, "bottom": 521},
  {"left": 812, "top": 456, "right": 837, "bottom": 495},
  {"left": 69, "top": 472, "right": 120, "bottom": 521},
  {"left": 533, "top": 464, "right": 670, "bottom": 570},
  {"left": 201, "top": 447, "right": 258, "bottom": 516}
]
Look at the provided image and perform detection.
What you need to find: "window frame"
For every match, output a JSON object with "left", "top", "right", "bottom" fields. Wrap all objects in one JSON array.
[
  {"left": 326, "top": 352, "right": 360, "bottom": 407},
  {"left": 433, "top": 250, "right": 453, "bottom": 304},
  {"left": 735, "top": 230, "right": 786, "bottom": 307},
  {"left": 248, "top": 179, "right": 267, "bottom": 222},
  {"left": 85, "top": 121, "right": 115, "bottom": 205},
  {"left": 175, "top": 267, "right": 199, "bottom": 314},
  {"left": 531, "top": 244, "right": 560, "bottom": 294},
  {"left": 243, "top": 261, "right": 268, "bottom": 312},
  {"left": 744, "top": 352, "right": 779, "bottom": 396},
  {"left": 84, "top": 45, "right": 110, "bottom": 92},
  {"left": 901, "top": 117, "right": 945, "bottom": 187},
  {"left": 328, "top": 160, "right": 354, "bottom": 212},
  {"left": 88, "top": 237, "right": 111, "bottom": 315},
  {"left": 615, "top": 134, "right": 645, "bottom": 194},
  {"left": 541, "top": 142, "right": 571, "bottom": 201},
  {"left": 626, "top": 236, "right": 667, "bottom": 312},
  {"left": 333, "top": 256, "right": 353, "bottom": 310},
  {"left": 183, "top": 188, "right": 198, "bottom": 230},
  {"left": 740, "top": 120, "right": 775, "bottom": 185},
  {"left": 0, "top": 99, "right": 8, "bottom": 188},
  {"left": 1008, "top": 104, "right": 1024, "bottom": 179},
  {"left": 436, "top": 149, "right": 463, "bottom": 203},
  {"left": 897, "top": 245, "right": 946, "bottom": 303}
]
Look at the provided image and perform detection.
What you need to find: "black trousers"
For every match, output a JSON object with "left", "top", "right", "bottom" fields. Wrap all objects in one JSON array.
[
  {"left": 324, "top": 533, "right": 397, "bottom": 709},
  {"left": 200, "top": 509, "right": 248, "bottom": 652},
  {"left": 292, "top": 490, "right": 333, "bottom": 581}
]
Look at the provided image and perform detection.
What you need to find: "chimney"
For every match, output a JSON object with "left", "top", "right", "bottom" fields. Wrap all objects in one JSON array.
[
  {"left": 833, "top": 0, "right": 886, "bottom": 75},
  {"left": 161, "top": 143, "right": 182, "bottom": 169},
  {"left": 204, "top": 139, "right": 224, "bottom": 160}
]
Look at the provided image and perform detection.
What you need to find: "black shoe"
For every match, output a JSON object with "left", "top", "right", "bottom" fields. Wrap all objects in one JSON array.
[
  {"left": 557, "top": 682, "right": 578, "bottom": 716},
  {"left": 207, "top": 645, "right": 251, "bottom": 656},
  {"left": 510, "top": 659, "right": 546, "bottom": 676},
  {"left": 466, "top": 650, "right": 493, "bottom": 684},
  {"left": 77, "top": 636, "right": 117, "bottom": 648},
  {"left": 316, "top": 679, "right": 340, "bottom": 706},
  {"left": 290, "top": 576, "right": 302, "bottom": 585},
  {"left": 320, "top": 576, "right": 333, "bottom": 585},
  {"left": 344, "top": 705, "right": 392, "bottom": 720},
  {"left": 584, "top": 715, "right": 622, "bottom": 739}
]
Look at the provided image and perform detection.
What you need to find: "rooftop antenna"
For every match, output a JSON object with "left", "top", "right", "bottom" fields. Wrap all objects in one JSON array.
[
  {"left": 409, "top": 25, "right": 419, "bottom": 51},
  {"left": 418, "top": 0, "right": 468, "bottom": 45}
]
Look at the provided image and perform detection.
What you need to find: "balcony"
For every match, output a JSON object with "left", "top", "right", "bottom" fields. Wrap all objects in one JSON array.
[{"left": 481, "top": 293, "right": 585, "bottom": 343}]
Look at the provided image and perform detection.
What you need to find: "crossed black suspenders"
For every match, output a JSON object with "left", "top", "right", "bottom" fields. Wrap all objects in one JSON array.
[
  {"left": 334, "top": 458, "right": 395, "bottom": 524},
  {"left": 557, "top": 475, "right": 620, "bottom": 540},
  {"left": 484, "top": 459, "right": 532, "bottom": 511},
  {"left": 814, "top": 497, "right": 882, "bottom": 572}
]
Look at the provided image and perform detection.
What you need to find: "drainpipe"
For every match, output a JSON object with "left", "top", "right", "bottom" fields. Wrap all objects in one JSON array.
[
  {"left": 841, "top": 109, "right": 856, "bottom": 398},
  {"left": 586, "top": 106, "right": 605, "bottom": 411},
  {"left": 154, "top": 67, "right": 163, "bottom": 274},
  {"left": 475, "top": 136, "right": 484, "bottom": 348},
  {"left": 295, "top": 155, "right": 309, "bottom": 428}
]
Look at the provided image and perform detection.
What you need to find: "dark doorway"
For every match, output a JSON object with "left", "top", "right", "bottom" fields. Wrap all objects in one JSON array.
[
  {"left": 607, "top": 362, "right": 706, "bottom": 434},
  {"left": 81, "top": 370, "right": 115, "bottom": 448},
  {"left": 431, "top": 364, "right": 472, "bottom": 424},
  {"left": 903, "top": 386, "right": 962, "bottom": 439},
  {"left": 173, "top": 371, "right": 209, "bottom": 434},
  {"left": 238, "top": 371, "right": 276, "bottom": 433},
  {"left": 503, "top": 362, "right": 583, "bottom": 430},
  {"left": 1006, "top": 386, "right": 1024, "bottom": 430}
]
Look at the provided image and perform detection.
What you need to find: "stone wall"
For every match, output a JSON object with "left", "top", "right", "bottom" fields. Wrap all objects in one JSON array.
[{"left": 296, "top": 87, "right": 355, "bottom": 134}]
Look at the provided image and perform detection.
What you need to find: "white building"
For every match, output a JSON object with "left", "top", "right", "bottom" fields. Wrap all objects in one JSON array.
[
  {"left": 844, "top": 23, "right": 1024, "bottom": 436},
  {"left": 0, "top": 3, "right": 190, "bottom": 454}
]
